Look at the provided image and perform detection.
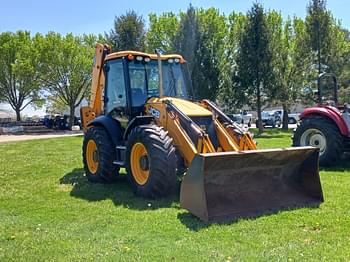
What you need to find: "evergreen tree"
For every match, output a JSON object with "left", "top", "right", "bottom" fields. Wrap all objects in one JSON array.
[
  {"left": 305, "top": 0, "right": 332, "bottom": 75},
  {"left": 106, "top": 10, "right": 145, "bottom": 51},
  {"left": 235, "top": 3, "right": 274, "bottom": 134},
  {"left": 173, "top": 4, "right": 200, "bottom": 85}
]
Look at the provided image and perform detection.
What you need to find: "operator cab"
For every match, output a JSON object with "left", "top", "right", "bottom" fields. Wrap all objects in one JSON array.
[{"left": 103, "top": 51, "right": 192, "bottom": 124}]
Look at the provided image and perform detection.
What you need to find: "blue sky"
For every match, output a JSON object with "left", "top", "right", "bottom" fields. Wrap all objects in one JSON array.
[
  {"left": 1, "top": 0, "right": 349, "bottom": 116},
  {"left": 1, "top": 0, "right": 349, "bottom": 36}
]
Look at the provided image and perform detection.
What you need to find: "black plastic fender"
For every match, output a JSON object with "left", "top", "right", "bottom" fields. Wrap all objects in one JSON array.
[{"left": 88, "top": 116, "right": 123, "bottom": 146}]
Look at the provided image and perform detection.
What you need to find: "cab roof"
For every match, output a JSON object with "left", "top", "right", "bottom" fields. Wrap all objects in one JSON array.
[{"left": 105, "top": 50, "right": 186, "bottom": 63}]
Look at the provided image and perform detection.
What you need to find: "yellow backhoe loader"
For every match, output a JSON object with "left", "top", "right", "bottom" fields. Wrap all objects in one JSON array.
[{"left": 81, "top": 44, "right": 324, "bottom": 222}]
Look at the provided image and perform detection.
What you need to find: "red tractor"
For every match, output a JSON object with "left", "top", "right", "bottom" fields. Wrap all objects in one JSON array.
[{"left": 293, "top": 73, "right": 350, "bottom": 166}]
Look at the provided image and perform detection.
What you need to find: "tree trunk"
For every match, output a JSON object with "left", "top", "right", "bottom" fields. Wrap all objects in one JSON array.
[
  {"left": 257, "top": 82, "right": 264, "bottom": 134},
  {"left": 282, "top": 103, "right": 289, "bottom": 131},
  {"left": 69, "top": 105, "right": 75, "bottom": 129},
  {"left": 15, "top": 108, "right": 21, "bottom": 122}
]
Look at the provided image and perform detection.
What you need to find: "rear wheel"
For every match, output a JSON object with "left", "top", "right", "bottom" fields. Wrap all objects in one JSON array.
[
  {"left": 82, "top": 126, "right": 119, "bottom": 182},
  {"left": 125, "top": 125, "right": 177, "bottom": 198},
  {"left": 293, "top": 117, "right": 344, "bottom": 166}
]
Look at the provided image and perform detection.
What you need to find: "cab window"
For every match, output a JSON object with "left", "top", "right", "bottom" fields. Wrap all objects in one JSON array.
[{"left": 104, "top": 60, "right": 126, "bottom": 114}]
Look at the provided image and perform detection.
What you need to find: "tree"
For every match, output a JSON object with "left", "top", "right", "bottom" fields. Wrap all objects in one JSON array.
[
  {"left": 83, "top": 33, "right": 107, "bottom": 48},
  {"left": 145, "top": 12, "right": 179, "bottom": 53},
  {"left": 305, "top": 0, "right": 332, "bottom": 75},
  {"left": 106, "top": 10, "right": 145, "bottom": 51},
  {"left": 235, "top": 3, "right": 274, "bottom": 134},
  {"left": 173, "top": 4, "right": 201, "bottom": 89},
  {"left": 269, "top": 14, "right": 311, "bottom": 130},
  {"left": 37, "top": 33, "right": 94, "bottom": 127},
  {"left": 217, "top": 12, "right": 247, "bottom": 110},
  {"left": 194, "top": 8, "right": 227, "bottom": 100},
  {"left": 0, "top": 31, "right": 43, "bottom": 121},
  {"left": 305, "top": 0, "right": 350, "bottom": 104},
  {"left": 338, "top": 87, "right": 350, "bottom": 104}
]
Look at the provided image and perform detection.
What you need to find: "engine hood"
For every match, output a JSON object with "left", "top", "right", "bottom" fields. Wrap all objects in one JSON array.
[{"left": 147, "top": 97, "right": 212, "bottom": 117}]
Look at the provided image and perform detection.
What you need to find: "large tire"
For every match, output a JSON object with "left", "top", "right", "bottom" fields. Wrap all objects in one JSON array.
[
  {"left": 293, "top": 117, "right": 344, "bottom": 166},
  {"left": 125, "top": 125, "right": 177, "bottom": 198},
  {"left": 82, "top": 126, "right": 119, "bottom": 183}
]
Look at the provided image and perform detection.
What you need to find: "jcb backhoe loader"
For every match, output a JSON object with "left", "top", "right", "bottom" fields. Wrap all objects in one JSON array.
[{"left": 81, "top": 44, "right": 324, "bottom": 222}]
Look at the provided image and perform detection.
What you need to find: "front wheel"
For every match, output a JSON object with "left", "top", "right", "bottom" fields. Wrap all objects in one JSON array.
[
  {"left": 293, "top": 117, "right": 344, "bottom": 166},
  {"left": 125, "top": 125, "right": 177, "bottom": 198}
]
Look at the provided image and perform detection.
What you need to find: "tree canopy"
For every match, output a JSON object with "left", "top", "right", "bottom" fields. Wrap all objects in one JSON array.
[
  {"left": 36, "top": 33, "right": 94, "bottom": 127},
  {"left": 0, "top": 31, "right": 43, "bottom": 121}
]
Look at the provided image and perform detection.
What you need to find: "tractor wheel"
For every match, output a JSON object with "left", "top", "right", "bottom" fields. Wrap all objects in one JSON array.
[
  {"left": 125, "top": 125, "right": 177, "bottom": 198},
  {"left": 82, "top": 126, "right": 119, "bottom": 183},
  {"left": 293, "top": 117, "right": 344, "bottom": 166}
]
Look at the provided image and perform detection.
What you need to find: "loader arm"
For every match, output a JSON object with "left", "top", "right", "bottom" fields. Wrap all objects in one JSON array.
[
  {"left": 81, "top": 44, "right": 111, "bottom": 130},
  {"left": 146, "top": 97, "right": 256, "bottom": 166},
  {"left": 200, "top": 99, "right": 257, "bottom": 150}
]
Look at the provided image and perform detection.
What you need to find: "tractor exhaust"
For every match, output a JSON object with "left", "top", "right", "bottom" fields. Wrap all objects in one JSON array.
[{"left": 180, "top": 146, "right": 323, "bottom": 223}]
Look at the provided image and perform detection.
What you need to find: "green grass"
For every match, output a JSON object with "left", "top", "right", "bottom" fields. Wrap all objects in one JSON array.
[{"left": 0, "top": 130, "right": 350, "bottom": 261}]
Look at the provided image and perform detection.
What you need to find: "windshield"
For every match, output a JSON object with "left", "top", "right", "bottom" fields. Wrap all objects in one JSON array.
[
  {"left": 319, "top": 77, "right": 337, "bottom": 104},
  {"left": 262, "top": 112, "right": 271, "bottom": 117},
  {"left": 128, "top": 60, "right": 191, "bottom": 107}
]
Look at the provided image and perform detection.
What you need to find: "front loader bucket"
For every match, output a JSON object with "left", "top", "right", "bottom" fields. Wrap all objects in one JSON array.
[{"left": 180, "top": 147, "right": 323, "bottom": 223}]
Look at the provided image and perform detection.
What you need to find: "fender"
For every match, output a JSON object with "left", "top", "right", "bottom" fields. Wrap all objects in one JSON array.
[
  {"left": 88, "top": 115, "right": 123, "bottom": 145},
  {"left": 123, "top": 116, "right": 154, "bottom": 140},
  {"left": 300, "top": 106, "right": 349, "bottom": 137}
]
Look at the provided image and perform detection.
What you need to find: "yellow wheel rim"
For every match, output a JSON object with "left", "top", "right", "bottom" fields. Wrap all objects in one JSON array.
[
  {"left": 131, "top": 142, "right": 150, "bottom": 185},
  {"left": 86, "top": 139, "right": 99, "bottom": 174}
]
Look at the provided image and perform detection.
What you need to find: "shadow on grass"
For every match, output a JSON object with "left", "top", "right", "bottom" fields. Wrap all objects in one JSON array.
[
  {"left": 60, "top": 168, "right": 179, "bottom": 211},
  {"left": 177, "top": 204, "right": 322, "bottom": 232},
  {"left": 321, "top": 154, "right": 350, "bottom": 173},
  {"left": 60, "top": 168, "right": 324, "bottom": 231},
  {"left": 249, "top": 128, "right": 294, "bottom": 139}
]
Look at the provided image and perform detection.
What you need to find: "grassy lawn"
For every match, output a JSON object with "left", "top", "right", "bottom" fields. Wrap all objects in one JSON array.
[{"left": 1, "top": 129, "right": 349, "bottom": 261}]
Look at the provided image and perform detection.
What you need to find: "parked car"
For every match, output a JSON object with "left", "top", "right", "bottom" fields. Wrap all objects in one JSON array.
[
  {"left": 275, "top": 110, "right": 300, "bottom": 124},
  {"left": 241, "top": 110, "right": 253, "bottom": 127},
  {"left": 227, "top": 113, "right": 243, "bottom": 124},
  {"left": 256, "top": 111, "right": 281, "bottom": 128}
]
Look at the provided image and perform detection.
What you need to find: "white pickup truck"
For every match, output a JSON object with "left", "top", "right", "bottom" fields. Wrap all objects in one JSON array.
[
  {"left": 227, "top": 111, "right": 253, "bottom": 127},
  {"left": 275, "top": 110, "right": 300, "bottom": 124}
]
